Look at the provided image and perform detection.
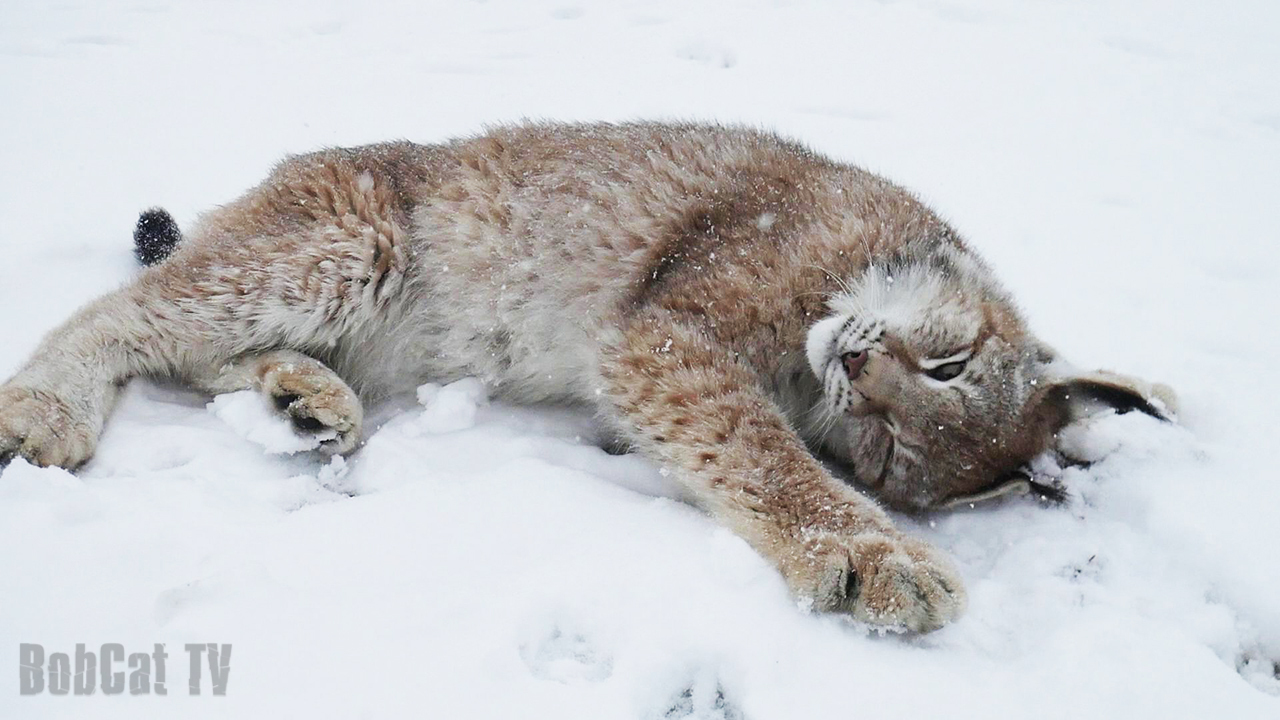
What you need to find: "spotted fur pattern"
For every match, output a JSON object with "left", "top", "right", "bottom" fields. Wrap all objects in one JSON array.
[{"left": 0, "top": 122, "right": 1174, "bottom": 632}]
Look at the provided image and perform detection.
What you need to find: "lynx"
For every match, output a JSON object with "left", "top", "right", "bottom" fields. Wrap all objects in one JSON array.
[{"left": 0, "top": 122, "right": 1174, "bottom": 632}]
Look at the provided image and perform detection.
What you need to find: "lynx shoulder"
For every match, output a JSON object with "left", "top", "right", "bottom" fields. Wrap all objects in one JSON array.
[{"left": 0, "top": 121, "right": 1174, "bottom": 632}]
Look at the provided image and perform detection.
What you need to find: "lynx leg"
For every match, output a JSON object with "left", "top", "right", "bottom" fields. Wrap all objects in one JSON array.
[
  {"left": 191, "top": 351, "right": 363, "bottom": 454},
  {"left": 0, "top": 381, "right": 121, "bottom": 470},
  {"left": 0, "top": 274, "right": 367, "bottom": 469},
  {"left": 1, "top": 149, "right": 409, "bottom": 470},
  {"left": 599, "top": 316, "right": 965, "bottom": 632},
  {"left": 0, "top": 286, "right": 148, "bottom": 470}
]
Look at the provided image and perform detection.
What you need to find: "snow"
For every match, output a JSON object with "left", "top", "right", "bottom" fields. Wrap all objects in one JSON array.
[
  {"left": 1, "top": 0, "right": 1278, "bottom": 717},
  {"left": 413, "top": 378, "right": 488, "bottom": 434},
  {"left": 208, "top": 391, "right": 336, "bottom": 454}
]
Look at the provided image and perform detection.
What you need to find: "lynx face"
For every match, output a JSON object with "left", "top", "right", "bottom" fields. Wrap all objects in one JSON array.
[{"left": 804, "top": 243, "right": 1058, "bottom": 511}]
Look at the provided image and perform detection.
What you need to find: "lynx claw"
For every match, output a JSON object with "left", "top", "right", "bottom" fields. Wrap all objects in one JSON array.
[{"left": 805, "top": 532, "right": 966, "bottom": 633}]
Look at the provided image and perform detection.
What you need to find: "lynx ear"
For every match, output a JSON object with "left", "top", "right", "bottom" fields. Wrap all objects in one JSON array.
[
  {"left": 1043, "top": 369, "right": 1178, "bottom": 425},
  {"left": 1020, "top": 342, "right": 1178, "bottom": 468},
  {"left": 1024, "top": 349, "right": 1179, "bottom": 470},
  {"left": 939, "top": 469, "right": 1071, "bottom": 509},
  {"left": 939, "top": 471, "right": 1032, "bottom": 508},
  {"left": 1027, "top": 340, "right": 1177, "bottom": 424}
]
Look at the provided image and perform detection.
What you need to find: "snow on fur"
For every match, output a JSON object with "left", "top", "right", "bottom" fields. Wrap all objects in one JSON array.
[{"left": 0, "top": 0, "right": 1278, "bottom": 717}]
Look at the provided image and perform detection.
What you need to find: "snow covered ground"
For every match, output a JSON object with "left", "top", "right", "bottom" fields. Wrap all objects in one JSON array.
[{"left": 2, "top": 0, "right": 1278, "bottom": 717}]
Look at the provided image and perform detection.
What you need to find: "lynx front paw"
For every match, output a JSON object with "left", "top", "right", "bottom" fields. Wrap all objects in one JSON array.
[
  {"left": 262, "top": 366, "right": 363, "bottom": 455},
  {"left": 0, "top": 385, "right": 100, "bottom": 470},
  {"left": 794, "top": 531, "right": 966, "bottom": 633}
]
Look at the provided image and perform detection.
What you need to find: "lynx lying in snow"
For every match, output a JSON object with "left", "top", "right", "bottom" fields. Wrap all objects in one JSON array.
[{"left": 0, "top": 122, "right": 1174, "bottom": 632}]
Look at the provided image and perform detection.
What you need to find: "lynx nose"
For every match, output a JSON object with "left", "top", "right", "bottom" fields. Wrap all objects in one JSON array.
[{"left": 841, "top": 350, "right": 868, "bottom": 380}]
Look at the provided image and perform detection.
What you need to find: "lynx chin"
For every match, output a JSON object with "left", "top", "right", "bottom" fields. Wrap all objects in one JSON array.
[{"left": 0, "top": 121, "right": 1175, "bottom": 633}]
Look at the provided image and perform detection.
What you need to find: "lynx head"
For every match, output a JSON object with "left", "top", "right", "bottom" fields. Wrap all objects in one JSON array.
[{"left": 799, "top": 239, "right": 1175, "bottom": 511}]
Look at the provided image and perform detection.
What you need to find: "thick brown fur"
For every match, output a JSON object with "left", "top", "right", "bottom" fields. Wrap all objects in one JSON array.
[{"left": 0, "top": 122, "right": 1175, "bottom": 632}]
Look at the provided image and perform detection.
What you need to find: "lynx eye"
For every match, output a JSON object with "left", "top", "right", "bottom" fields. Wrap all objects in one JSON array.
[
  {"left": 925, "top": 361, "right": 967, "bottom": 382},
  {"left": 920, "top": 351, "right": 971, "bottom": 382}
]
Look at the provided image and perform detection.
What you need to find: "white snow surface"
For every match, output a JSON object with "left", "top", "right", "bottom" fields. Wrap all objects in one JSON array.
[
  {"left": 1, "top": 0, "right": 1278, "bottom": 717},
  {"left": 208, "top": 391, "right": 337, "bottom": 454}
]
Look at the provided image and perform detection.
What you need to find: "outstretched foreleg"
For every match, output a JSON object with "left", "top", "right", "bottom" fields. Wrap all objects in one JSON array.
[{"left": 598, "top": 313, "right": 966, "bottom": 632}]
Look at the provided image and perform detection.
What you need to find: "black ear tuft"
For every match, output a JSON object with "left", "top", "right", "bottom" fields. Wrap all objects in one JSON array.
[
  {"left": 996, "top": 468, "right": 1070, "bottom": 505},
  {"left": 134, "top": 207, "right": 182, "bottom": 266},
  {"left": 1023, "top": 474, "right": 1070, "bottom": 505},
  {"left": 1057, "top": 378, "right": 1173, "bottom": 423}
]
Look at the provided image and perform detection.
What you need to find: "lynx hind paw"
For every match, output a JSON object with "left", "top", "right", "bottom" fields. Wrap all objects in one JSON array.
[
  {"left": 0, "top": 385, "right": 98, "bottom": 470},
  {"left": 806, "top": 532, "right": 966, "bottom": 633},
  {"left": 262, "top": 365, "right": 363, "bottom": 455}
]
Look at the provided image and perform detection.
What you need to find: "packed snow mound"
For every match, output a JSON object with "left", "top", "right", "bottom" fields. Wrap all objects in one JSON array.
[
  {"left": 208, "top": 390, "right": 337, "bottom": 454},
  {"left": 412, "top": 378, "right": 488, "bottom": 434}
]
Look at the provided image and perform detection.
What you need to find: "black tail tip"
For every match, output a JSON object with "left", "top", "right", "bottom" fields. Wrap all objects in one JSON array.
[{"left": 134, "top": 207, "right": 182, "bottom": 266}]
